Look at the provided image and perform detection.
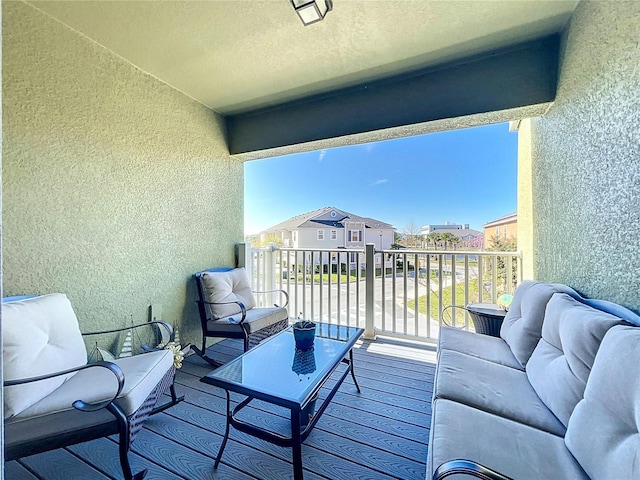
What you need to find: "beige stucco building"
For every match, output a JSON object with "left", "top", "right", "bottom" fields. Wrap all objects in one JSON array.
[{"left": 483, "top": 212, "right": 517, "bottom": 249}]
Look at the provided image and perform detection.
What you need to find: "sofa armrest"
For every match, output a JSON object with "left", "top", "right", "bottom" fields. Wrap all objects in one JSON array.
[
  {"left": 253, "top": 289, "right": 290, "bottom": 309},
  {"left": 433, "top": 459, "right": 513, "bottom": 480},
  {"left": 4, "top": 361, "right": 125, "bottom": 412}
]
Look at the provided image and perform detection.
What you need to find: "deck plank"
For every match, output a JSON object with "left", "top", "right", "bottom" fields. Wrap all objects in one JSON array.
[
  {"left": 5, "top": 461, "right": 39, "bottom": 480},
  {"left": 18, "top": 449, "right": 110, "bottom": 480},
  {"left": 4, "top": 336, "right": 436, "bottom": 480},
  {"left": 67, "top": 437, "right": 184, "bottom": 480}
]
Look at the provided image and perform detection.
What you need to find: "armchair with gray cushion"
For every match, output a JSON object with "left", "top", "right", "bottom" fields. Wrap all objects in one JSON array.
[
  {"left": 3, "top": 293, "right": 184, "bottom": 480},
  {"left": 192, "top": 267, "right": 289, "bottom": 366}
]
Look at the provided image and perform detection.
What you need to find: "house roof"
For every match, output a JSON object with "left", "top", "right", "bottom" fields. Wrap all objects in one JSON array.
[
  {"left": 262, "top": 207, "right": 394, "bottom": 233},
  {"left": 483, "top": 212, "right": 518, "bottom": 228}
]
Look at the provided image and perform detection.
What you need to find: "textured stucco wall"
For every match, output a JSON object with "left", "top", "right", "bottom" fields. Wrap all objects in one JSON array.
[
  {"left": 517, "top": 118, "right": 534, "bottom": 279},
  {"left": 2, "top": 2, "right": 243, "bottom": 346},
  {"left": 530, "top": 1, "right": 640, "bottom": 312}
]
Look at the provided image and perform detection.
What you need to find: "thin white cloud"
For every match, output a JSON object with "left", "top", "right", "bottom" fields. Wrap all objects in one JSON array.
[
  {"left": 370, "top": 179, "right": 388, "bottom": 186},
  {"left": 362, "top": 143, "right": 375, "bottom": 153},
  {"left": 318, "top": 149, "right": 327, "bottom": 162}
]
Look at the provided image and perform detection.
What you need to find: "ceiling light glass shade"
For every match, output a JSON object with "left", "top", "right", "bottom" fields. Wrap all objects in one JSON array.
[{"left": 291, "top": 0, "right": 333, "bottom": 26}]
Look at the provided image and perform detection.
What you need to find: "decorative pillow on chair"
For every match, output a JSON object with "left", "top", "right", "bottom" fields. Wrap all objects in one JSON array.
[
  {"left": 200, "top": 268, "right": 256, "bottom": 320},
  {"left": 2, "top": 293, "right": 88, "bottom": 418}
]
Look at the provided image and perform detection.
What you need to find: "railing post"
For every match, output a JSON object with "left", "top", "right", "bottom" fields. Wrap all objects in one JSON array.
[
  {"left": 238, "top": 242, "right": 248, "bottom": 269},
  {"left": 266, "top": 243, "right": 276, "bottom": 293},
  {"left": 364, "top": 243, "right": 376, "bottom": 340},
  {"left": 237, "top": 242, "right": 254, "bottom": 292}
]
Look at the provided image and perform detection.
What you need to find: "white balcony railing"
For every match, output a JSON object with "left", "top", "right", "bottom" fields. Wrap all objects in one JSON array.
[{"left": 239, "top": 243, "right": 522, "bottom": 343}]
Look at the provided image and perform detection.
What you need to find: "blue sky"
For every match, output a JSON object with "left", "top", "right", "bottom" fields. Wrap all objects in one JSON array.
[{"left": 244, "top": 122, "right": 517, "bottom": 235}]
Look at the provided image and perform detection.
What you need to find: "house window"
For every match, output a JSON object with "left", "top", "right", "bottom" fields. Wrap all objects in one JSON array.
[
  {"left": 349, "top": 230, "right": 361, "bottom": 242},
  {"left": 317, "top": 229, "right": 324, "bottom": 240},
  {"left": 293, "top": 231, "right": 297, "bottom": 242},
  {"left": 330, "top": 230, "right": 337, "bottom": 240}
]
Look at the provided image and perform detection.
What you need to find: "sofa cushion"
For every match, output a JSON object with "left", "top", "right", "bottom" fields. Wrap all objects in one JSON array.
[
  {"left": 565, "top": 326, "right": 640, "bottom": 479},
  {"left": 500, "top": 281, "right": 575, "bottom": 368},
  {"left": 3, "top": 294, "right": 88, "bottom": 418},
  {"left": 207, "top": 306, "right": 288, "bottom": 334},
  {"left": 200, "top": 267, "right": 256, "bottom": 319},
  {"left": 437, "top": 326, "right": 523, "bottom": 370},
  {"left": 434, "top": 349, "right": 566, "bottom": 436},
  {"left": 14, "top": 349, "right": 174, "bottom": 420},
  {"left": 526, "top": 293, "right": 626, "bottom": 428},
  {"left": 427, "top": 399, "right": 589, "bottom": 480}
]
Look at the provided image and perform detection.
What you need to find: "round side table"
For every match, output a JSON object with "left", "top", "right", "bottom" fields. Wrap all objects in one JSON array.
[{"left": 465, "top": 303, "right": 508, "bottom": 337}]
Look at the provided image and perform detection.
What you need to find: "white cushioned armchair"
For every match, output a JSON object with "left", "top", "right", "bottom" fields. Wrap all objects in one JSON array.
[
  {"left": 3, "top": 294, "right": 184, "bottom": 480},
  {"left": 192, "top": 267, "right": 289, "bottom": 366}
]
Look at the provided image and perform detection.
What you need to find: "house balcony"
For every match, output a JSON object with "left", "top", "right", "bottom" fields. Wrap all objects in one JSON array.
[{"left": 6, "top": 244, "right": 519, "bottom": 479}]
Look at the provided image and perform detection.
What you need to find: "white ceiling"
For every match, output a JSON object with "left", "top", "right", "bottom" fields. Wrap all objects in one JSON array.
[{"left": 30, "top": 0, "right": 578, "bottom": 116}]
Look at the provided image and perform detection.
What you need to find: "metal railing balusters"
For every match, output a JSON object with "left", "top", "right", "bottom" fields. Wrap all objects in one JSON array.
[
  {"left": 244, "top": 245, "right": 521, "bottom": 343},
  {"left": 414, "top": 253, "right": 419, "bottom": 337}
]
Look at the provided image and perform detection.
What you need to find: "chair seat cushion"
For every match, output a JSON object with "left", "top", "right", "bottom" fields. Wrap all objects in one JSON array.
[
  {"left": 427, "top": 399, "right": 589, "bottom": 480},
  {"left": 14, "top": 350, "right": 173, "bottom": 420},
  {"left": 434, "top": 350, "right": 566, "bottom": 436},
  {"left": 206, "top": 306, "right": 288, "bottom": 335},
  {"left": 437, "top": 326, "right": 523, "bottom": 370},
  {"left": 3, "top": 294, "right": 88, "bottom": 418}
]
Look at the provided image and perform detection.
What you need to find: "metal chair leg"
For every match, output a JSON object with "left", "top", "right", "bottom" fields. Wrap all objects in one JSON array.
[{"left": 107, "top": 403, "right": 147, "bottom": 480}]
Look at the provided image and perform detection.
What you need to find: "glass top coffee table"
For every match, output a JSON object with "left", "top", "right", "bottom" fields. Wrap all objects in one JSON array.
[{"left": 201, "top": 322, "right": 363, "bottom": 480}]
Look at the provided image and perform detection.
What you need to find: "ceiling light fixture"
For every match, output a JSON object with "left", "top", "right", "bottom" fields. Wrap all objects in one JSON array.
[{"left": 291, "top": 0, "right": 333, "bottom": 26}]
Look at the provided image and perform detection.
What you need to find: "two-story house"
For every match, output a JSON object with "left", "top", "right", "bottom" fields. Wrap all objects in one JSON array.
[
  {"left": 483, "top": 212, "right": 518, "bottom": 249},
  {"left": 261, "top": 207, "right": 395, "bottom": 271}
]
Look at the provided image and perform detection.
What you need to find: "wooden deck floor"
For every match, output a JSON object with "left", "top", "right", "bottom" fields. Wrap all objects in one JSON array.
[{"left": 6, "top": 337, "right": 437, "bottom": 480}]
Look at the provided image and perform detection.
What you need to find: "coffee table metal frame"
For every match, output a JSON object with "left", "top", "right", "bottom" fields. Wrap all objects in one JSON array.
[{"left": 200, "top": 323, "right": 363, "bottom": 480}]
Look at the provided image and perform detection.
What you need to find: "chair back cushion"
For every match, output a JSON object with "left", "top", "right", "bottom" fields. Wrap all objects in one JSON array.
[
  {"left": 500, "top": 281, "right": 575, "bottom": 367},
  {"left": 526, "top": 293, "right": 626, "bottom": 427},
  {"left": 3, "top": 293, "right": 87, "bottom": 418},
  {"left": 565, "top": 325, "right": 640, "bottom": 479},
  {"left": 200, "top": 267, "right": 256, "bottom": 319}
]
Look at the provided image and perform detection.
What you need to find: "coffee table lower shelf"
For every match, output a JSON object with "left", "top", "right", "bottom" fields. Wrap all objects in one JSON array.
[
  {"left": 200, "top": 324, "right": 364, "bottom": 480},
  {"left": 216, "top": 354, "right": 359, "bottom": 479}
]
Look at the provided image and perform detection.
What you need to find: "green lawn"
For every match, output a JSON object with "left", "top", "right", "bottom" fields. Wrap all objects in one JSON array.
[
  {"left": 408, "top": 278, "right": 481, "bottom": 320},
  {"left": 289, "top": 273, "right": 357, "bottom": 283}
]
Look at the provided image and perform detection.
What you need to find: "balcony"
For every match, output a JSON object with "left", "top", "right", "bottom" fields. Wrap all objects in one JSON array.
[
  {"left": 6, "top": 338, "right": 436, "bottom": 480},
  {"left": 243, "top": 243, "right": 522, "bottom": 342}
]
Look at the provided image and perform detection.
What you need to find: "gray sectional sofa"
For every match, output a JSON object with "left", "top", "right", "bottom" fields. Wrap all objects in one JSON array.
[{"left": 428, "top": 280, "right": 640, "bottom": 480}]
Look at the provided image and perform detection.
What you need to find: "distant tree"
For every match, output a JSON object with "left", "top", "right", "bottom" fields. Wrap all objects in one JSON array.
[
  {"left": 487, "top": 234, "right": 518, "bottom": 291},
  {"left": 488, "top": 235, "right": 517, "bottom": 252},
  {"left": 249, "top": 232, "right": 283, "bottom": 248},
  {"left": 440, "top": 232, "right": 459, "bottom": 250},
  {"left": 426, "top": 231, "right": 442, "bottom": 250},
  {"left": 394, "top": 231, "right": 403, "bottom": 244},
  {"left": 468, "top": 235, "right": 484, "bottom": 250},
  {"left": 402, "top": 220, "right": 423, "bottom": 248}
]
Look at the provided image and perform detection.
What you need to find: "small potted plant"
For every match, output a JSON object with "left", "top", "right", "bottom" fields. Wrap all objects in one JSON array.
[{"left": 292, "top": 318, "right": 316, "bottom": 351}]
